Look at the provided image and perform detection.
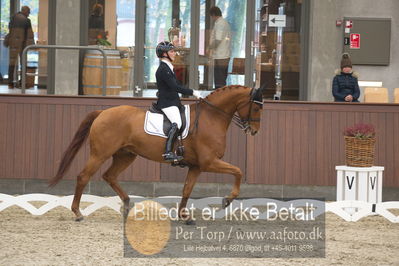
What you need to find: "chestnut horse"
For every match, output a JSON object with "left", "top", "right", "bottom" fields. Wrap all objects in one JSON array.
[{"left": 49, "top": 85, "right": 264, "bottom": 221}]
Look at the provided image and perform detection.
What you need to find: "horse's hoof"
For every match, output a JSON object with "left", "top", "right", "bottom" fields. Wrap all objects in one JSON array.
[
  {"left": 222, "top": 197, "right": 231, "bottom": 209},
  {"left": 123, "top": 208, "right": 130, "bottom": 219},
  {"left": 185, "top": 219, "right": 196, "bottom": 225},
  {"left": 75, "top": 216, "right": 84, "bottom": 222},
  {"left": 121, "top": 205, "right": 130, "bottom": 218},
  {"left": 179, "top": 214, "right": 195, "bottom": 225}
]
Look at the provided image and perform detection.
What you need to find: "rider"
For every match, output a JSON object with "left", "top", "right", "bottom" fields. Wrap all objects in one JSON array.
[{"left": 155, "top": 41, "right": 201, "bottom": 162}]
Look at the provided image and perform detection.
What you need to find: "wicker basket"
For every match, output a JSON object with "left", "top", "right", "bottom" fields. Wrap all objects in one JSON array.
[{"left": 344, "top": 136, "right": 376, "bottom": 167}]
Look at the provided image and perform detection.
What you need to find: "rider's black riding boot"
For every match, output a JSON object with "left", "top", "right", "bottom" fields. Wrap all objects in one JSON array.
[{"left": 163, "top": 123, "right": 183, "bottom": 162}]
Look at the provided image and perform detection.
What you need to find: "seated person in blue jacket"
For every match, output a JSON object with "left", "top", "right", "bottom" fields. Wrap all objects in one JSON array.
[
  {"left": 332, "top": 53, "right": 360, "bottom": 102},
  {"left": 155, "top": 41, "right": 201, "bottom": 162}
]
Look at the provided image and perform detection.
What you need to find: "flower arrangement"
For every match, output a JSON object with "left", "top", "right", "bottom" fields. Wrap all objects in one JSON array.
[
  {"left": 96, "top": 31, "right": 111, "bottom": 47},
  {"left": 343, "top": 123, "right": 376, "bottom": 167},
  {"left": 343, "top": 123, "right": 375, "bottom": 139}
]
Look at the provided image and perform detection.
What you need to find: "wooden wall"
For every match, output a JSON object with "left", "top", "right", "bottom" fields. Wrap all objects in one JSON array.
[
  {"left": 0, "top": 95, "right": 159, "bottom": 182},
  {"left": 246, "top": 101, "right": 399, "bottom": 188},
  {"left": 0, "top": 95, "right": 398, "bottom": 188}
]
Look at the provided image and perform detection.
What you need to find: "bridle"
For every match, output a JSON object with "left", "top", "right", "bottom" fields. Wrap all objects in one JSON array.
[
  {"left": 194, "top": 88, "right": 263, "bottom": 132},
  {"left": 233, "top": 96, "right": 263, "bottom": 131},
  {"left": 234, "top": 88, "right": 263, "bottom": 131}
]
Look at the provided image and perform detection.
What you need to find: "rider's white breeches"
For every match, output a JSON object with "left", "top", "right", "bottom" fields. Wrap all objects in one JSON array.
[{"left": 162, "top": 106, "right": 182, "bottom": 129}]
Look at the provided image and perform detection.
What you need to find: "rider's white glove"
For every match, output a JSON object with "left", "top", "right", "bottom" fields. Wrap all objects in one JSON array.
[{"left": 192, "top": 90, "right": 202, "bottom": 99}]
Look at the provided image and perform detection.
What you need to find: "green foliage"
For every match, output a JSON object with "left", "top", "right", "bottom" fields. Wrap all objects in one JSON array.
[
  {"left": 97, "top": 38, "right": 112, "bottom": 47},
  {"left": 1, "top": 0, "right": 11, "bottom": 35}
]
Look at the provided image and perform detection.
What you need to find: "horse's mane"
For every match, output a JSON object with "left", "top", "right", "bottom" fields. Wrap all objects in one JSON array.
[{"left": 204, "top": 85, "right": 250, "bottom": 101}]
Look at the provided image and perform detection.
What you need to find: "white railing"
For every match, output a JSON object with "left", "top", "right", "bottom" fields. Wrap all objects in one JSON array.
[{"left": 0, "top": 194, "right": 398, "bottom": 223}]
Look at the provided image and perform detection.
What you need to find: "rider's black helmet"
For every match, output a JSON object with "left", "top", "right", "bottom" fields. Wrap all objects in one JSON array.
[{"left": 156, "top": 41, "right": 175, "bottom": 58}]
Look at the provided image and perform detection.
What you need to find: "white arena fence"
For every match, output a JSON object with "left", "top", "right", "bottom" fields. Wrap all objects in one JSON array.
[{"left": 0, "top": 193, "right": 398, "bottom": 223}]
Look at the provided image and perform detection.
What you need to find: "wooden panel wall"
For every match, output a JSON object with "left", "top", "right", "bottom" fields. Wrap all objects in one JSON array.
[
  {"left": 0, "top": 95, "right": 160, "bottom": 182},
  {"left": 246, "top": 101, "right": 399, "bottom": 188},
  {"left": 1, "top": 95, "right": 399, "bottom": 188}
]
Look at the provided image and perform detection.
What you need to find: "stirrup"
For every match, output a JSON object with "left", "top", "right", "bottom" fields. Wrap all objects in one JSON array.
[{"left": 163, "top": 152, "right": 183, "bottom": 163}]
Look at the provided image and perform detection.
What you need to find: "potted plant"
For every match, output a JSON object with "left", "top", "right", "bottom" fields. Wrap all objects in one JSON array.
[
  {"left": 343, "top": 123, "right": 376, "bottom": 167},
  {"left": 96, "top": 31, "right": 112, "bottom": 48}
]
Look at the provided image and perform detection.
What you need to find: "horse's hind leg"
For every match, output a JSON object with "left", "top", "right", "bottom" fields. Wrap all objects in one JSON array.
[
  {"left": 72, "top": 155, "right": 105, "bottom": 221},
  {"left": 203, "top": 158, "right": 243, "bottom": 208},
  {"left": 102, "top": 150, "right": 137, "bottom": 217}
]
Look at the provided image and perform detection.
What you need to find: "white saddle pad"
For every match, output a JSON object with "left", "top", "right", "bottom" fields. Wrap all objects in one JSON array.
[{"left": 144, "top": 105, "right": 190, "bottom": 139}]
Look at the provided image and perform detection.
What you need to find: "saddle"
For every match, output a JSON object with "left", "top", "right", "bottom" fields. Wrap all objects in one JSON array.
[
  {"left": 144, "top": 103, "right": 190, "bottom": 139},
  {"left": 145, "top": 103, "right": 190, "bottom": 168}
]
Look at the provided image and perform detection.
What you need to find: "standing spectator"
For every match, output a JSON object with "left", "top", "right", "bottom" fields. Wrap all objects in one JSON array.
[
  {"left": 88, "top": 3, "right": 105, "bottom": 45},
  {"left": 332, "top": 53, "right": 360, "bottom": 102},
  {"left": 7, "top": 6, "right": 35, "bottom": 88},
  {"left": 207, "top": 6, "right": 231, "bottom": 89}
]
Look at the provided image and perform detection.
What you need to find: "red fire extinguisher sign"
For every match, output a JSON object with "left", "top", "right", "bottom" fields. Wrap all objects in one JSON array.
[{"left": 350, "top": 33, "right": 360, "bottom": 49}]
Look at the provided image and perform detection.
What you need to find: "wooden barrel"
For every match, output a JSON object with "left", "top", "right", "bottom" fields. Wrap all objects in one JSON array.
[
  {"left": 82, "top": 49, "right": 122, "bottom": 95},
  {"left": 26, "top": 66, "right": 37, "bottom": 88},
  {"left": 121, "top": 58, "right": 133, "bottom": 91}
]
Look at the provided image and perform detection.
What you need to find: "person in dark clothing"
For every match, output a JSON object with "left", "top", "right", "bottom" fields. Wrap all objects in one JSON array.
[
  {"left": 332, "top": 53, "right": 360, "bottom": 102},
  {"left": 155, "top": 41, "right": 201, "bottom": 162},
  {"left": 7, "top": 6, "right": 35, "bottom": 88},
  {"left": 88, "top": 3, "right": 105, "bottom": 45}
]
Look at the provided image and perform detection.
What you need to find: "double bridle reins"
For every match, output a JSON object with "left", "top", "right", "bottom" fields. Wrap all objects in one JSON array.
[{"left": 192, "top": 88, "right": 263, "bottom": 132}]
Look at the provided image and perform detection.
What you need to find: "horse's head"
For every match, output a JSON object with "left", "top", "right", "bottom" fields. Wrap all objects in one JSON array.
[{"left": 235, "top": 87, "right": 264, "bottom": 136}]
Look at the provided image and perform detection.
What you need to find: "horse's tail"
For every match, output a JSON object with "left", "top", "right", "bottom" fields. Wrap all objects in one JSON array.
[{"left": 49, "top": 110, "right": 102, "bottom": 187}]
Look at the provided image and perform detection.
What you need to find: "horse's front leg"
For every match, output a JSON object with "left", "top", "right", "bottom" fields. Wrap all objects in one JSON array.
[
  {"left": 202, "top": 158, "right": 243, "bottom": 208},
  {"left": 179, "top": 166, "right": 201, "bottom": 224}
]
